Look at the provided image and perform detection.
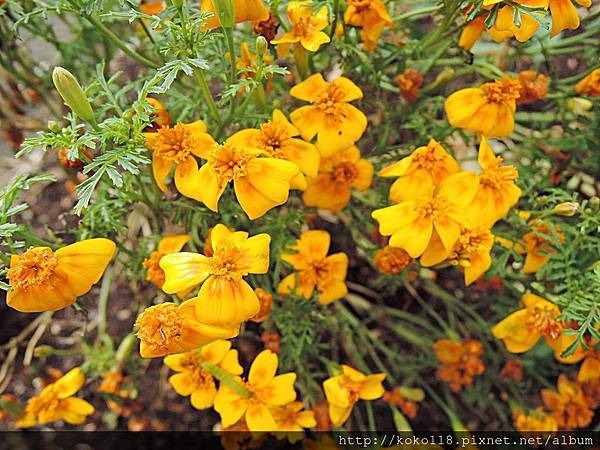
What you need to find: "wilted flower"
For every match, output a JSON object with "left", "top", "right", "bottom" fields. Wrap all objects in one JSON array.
[
  {"left": 433, "top": 339, "right": 485, "bottom": 392},
  {"left": 395, "top": 68, "right": 423, "bottom": 102},
  {"left": 542, "top": 374, "right": 594, "bottom": 430},
  {"left": 374, "top": 246, "right": 413, "bottom": 275},
  {"left": 517, "top": 71, "right": 549, "bottom": 105}
]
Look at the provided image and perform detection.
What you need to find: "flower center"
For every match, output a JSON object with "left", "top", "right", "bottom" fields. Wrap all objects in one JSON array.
[
  {"left": 179, "top": 353, "right": 216, "bottom": 388},
  {"left": 208, "top": 144, "right": 254, "bottom": 186},
  {"left": 134, "top": 303, "right": 183, "bottom": 353},
  {"left": 150, "top": 124, "right": 193, "bottom": 163},
  {"left": 450, "top": 228, "right": 493, "bottom": 268},
  {"left": 292, "top": 16, "right": 311, "bottom": 38},
  {"left": 27, "top": 389, "right": 60, "bottom": 423},
  {"left": 7, "top": 247, "right": 58, "bottom": 290},
  {"left": 299, "top": 258, "right": 333, "bottom": 287},
  {"left": 528, "top": 305, "right": 561, "bottom": 339},
  {"left": 480, "top": 165, "right": 519, "bottom": 190},
  {"left": 332, "top": 162, "right": 358, "bottom": 184},
  {"left": 350, "top": 0, "right": 372, "bottom": 11},
  {"left": 143, "top": 251, "right": 166, "bottom": 287},
  {"left": 482, "top": 78, "right": 521, "bottom": 103},
  {"left": 209, "top": 246, "right": 248, "bottom": 281},
  {"left": 258, "top": 122, "right": 291, "bottom": 158},
  {"left": 411, "top": 145, "right": 445, "bottom": 171},
  {"left": 415, "top": 196, "right": 450, "bottom": 221},
  {"left": 317, "top": 85, "right": 346, "bottom": 118}
]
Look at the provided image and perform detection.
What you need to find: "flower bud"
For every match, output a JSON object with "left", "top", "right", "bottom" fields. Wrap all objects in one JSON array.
[
  {"left": 567, "top": 97, "right": 593, "bottom": 114},
  {"left": 553, "top": 202, "right": 579, "bottom": 217},
  {"left": 34, "top": 345, "right": 55, "bottom": 357},
  {"left": 429, "top": 68, "right": 455, "bottom": 90},
  {"left": 47, "top": 120, "right": 61, "bottom": 133},
  {"left": 212, "top": 0, "right": 234, "bottom": 28},
  {"left": 52, "top": 67, "right": 95, "bottom": 124},
  {"left": 255, "top": 35, "right": 268, "bottom": 56}
]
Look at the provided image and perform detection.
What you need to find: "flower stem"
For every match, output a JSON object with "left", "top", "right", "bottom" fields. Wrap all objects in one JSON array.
[
  {"left": 194, "top": 69, "right": 222, "bottom": 126},
  {"left": 295, "top": 44, "right": 309, "bottom": 79},
  {"left": 223, "top": 27, "right": 237, "bottom": 87},
  {"left": 96, "top": 264, "right": 113, "bottom": 343},
  {"left": 201, "top": 360, "right": 252, "bottom": 399}
]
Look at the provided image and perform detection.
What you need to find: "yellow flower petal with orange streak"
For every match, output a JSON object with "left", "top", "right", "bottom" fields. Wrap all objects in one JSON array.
[
  {"left": 200, "top": 339, "right": 232, "bottom": 365},
  {"left": 196, "top": 162, "right": 227, "bottom": 212},
  {"left": 263, "top": 373, "right": 298, "bottom": 405},
  {"left": 318, "top": 279, "right": 348, "bottom": 305},
  {"left": 300, "top": 31, "right": 331, "bottom": 52},
  {"left": 485, "top": 103, "right": 516, "bottom": 137},
  {"left": 214, "top": 382, "right": 248, "bottom": 428},
  {"left": 434, "top": 215, "right": 462, "bottom": 252},
  {"left": 316, "top": 104, "right": 368, "bottom": 157},
  {"left": 420, "top": 232, "right": 449, "bottom": 267},
  {"left": 54, "top": 368, "right": 85, "bottom": 399},
  {"left": 378, "top": 155, "right": 413, "bottom": 178},
  {"left": 169, "top": 372, "right": 196, "bottom": 396},
  {"left": 578, "top": 354, "right": 600, "bottom": 382},
  {"left": 478, "top": 136, "right": 501, "bottom": 170},
  {"left": 159, "top": 252, "right": 211, "bottom": 294},
  {"left": 219, "top": 349, "right": 244, "bottom": 375},
  {"left": 523, "top": 251, "right": 549, "bottom": 273},
  {"left": 331, "top": 77, "right": 364, "bottom": 102},
  {"left": 464, "top": 251, "right": 493, "bottom": 285},
  {"left": 549, "top": 0, "right": 580, "bottom": 36},
  {"left": 157, "top": 235, "right": 190, "bottom": 254},
  {"left": 546, "top": 333, "right": 587, "bottom": 364},
  {"left": 295, "top": 230, "right": 331, "bottom": 260},
  {"left": 249, "top": 349, "right": 278, "bottom": 388},
  {"left": 151, "top": 153, "right": 172, "bottom": 192},
  {"left": 372, "top": 202, "right": 420, "bottom": 237},
  {"left": 389, "top": 170, "right": 434, "bottom": 203},
  {"left": 303, "top": 174, "right": 352, "bottom": 212},
  {"left": 329, "top": 402, "right": 354, "bottom": 427},
  {"left": 174, "top": 156, "right": 203, "bottom": 201},
  {"left": 290, "top": 106, "right": 322, "bottom": 143},
  {"left": 7, "top": 283, "right": 75, "bottom": 313},
  {"left": 352, "top": 158, "right": 374, "bottom": 191},
  {"left": 323, "top": 375, "right": 350, "bottom": 406},
  {"left": 491, "top": 309, "right": 541, "bottom": 353},
  {"left": 239, "top": 233, "right": 271, "bottom": 274},
  {"left": 195, "top": 277, "right": 260, "bottom": 326},
  {"left": 277, "top": 272, "right": 316, "bottom": 299},
  {"left": 438, "top": 171, "right": 480, "bottom": 211},
  {"left": 459, "top": 17, "right": 486, "bottom": 50},
  {"left": 190, "top": 385, "right": 217, "bottom": 410},
  {"left": 290, "top": 73, "right": 328, "bottom": 102},
  {"left": 445, "top": 88, "right": 489, "bottom": 129},
  {"left": 494, "top": 5, "right": 539, "bottom": 42},
  {"left": 246, "top": 403, "right": 278, "bottom": 431},
  {"left": 389, "top": 217, "right": 433, "bottom": 258}
]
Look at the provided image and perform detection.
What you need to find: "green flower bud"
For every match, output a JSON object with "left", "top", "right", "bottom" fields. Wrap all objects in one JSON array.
[
  {"left": 47, "top": 120, "right": 61, "bottom": 133},
  {"left": 567, "top": 97, "right": 593, "bottom": 114},
  {"left": 552, "top": 202, "right": 579, "bottom": 217},
  {"left": 256, "top": 36, "right": 268, "bottom": 56},
  {"left": 52, "top": 67, "right": 95, "bottom": 124}
]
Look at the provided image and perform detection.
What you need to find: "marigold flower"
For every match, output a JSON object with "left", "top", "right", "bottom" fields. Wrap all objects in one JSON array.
[
  {"left": 487, "top": 4, "right": 541, "bottom": 43},
  {"left": 290, "top": 73, "right": 367, "bottom": 157},
  {"left": 194, "top": 136, "right": 300, "bottom": 220},
  {"left": 230, "top": 42, "right": 272, "bottom": 81},
  {"left": 513, "top": 407, "right": 558, "bottom": 433},
  {"left": 143, "top": 235, "right": 190, "bottom": 292},
  {"left": 517, "top": 71, "right": 549, "bottom": 105},
  {"left": 278, "top": 230, "right": 348, "bottom": 305},
  {"left": 549, "top": 0, "right": 590, "bottom": 37},
  {"left": 374, "top": 246, "right": 413, "bottom": 275},
  {"left": 164, "top": 340, "right": 242, "bottom": 409},
  {"left": 578, "top": 349, "right": 600, "bottom": 383},
  {"left": 344, "top": 0, "right": 392, "bottom": 51},
  {"left": 272, "top": 401, "right": 317, "bottom": 442},
  {"left": 6, "top": 239, "right": 116, "bottom": 313},
  {"left": 433, "top": 339, "right": 485, "bottom": 392},
  {"left": 17, "top": 368, "right": 94, "bottom": 427},
  {"left": 575, "top": 68, "right": 600, "bottom": 97},
  {"left": 372, "top": 171, "right": 479, "bottom": 258},
  {"left": 159, "top": 224, "right": 270, "bottom": 326},
  {"left": 378, "top": 139, "right": 460, "bottom": 202},
  {"left": 271, "top": 1, "right": 330, "bottom": 53},
  {"left": 250, "top": 288, "right": 273, "bottom": 323},
  {"left": 445, "top": 77, "right": 521, "bottom": 137},
  {"left": 323, "top": 365, "right": 385, "bottom": 427},
  {"left": 542, "top": 374, "right": 594, "bottom": 430},
  {"left": 395, "top": 68, "right": 423, "bottom": 102},
  {"left": 459, "top": 16, "right": 486, "bottom": 51},
  {"left": 227, "top": 109, "right": 320, "bottom": 190},
  {"left": 201, "top": 0, "right": 270, "bottom": 30},
  {"left": 421, "top": 226, "right": 494, "bottom": 285},
  {"left": 303, "top": 146, "right": 373, "bottom": 212},
  {"left": 145, "top": 97, "right": 171, "bottom": 130},
  {"left": 382, "top": 386, "right": 423, "bottom": 418},
  {"left": 214, "top": 349, "right": 297, "bottom": 431},
  {"left": 261, "top": 332, "right": 281, "bottom": 353},
  {"left": 134, "top": 301, "right": 239, "bottom": 358},
  {"left": 500, "top": 359, "right": 524, "bottom": 382},
  {"left": 522, "top": 222, "right": 564, "bottom": 274},
  {"left": 145, "top": 121, "right": 215, "bottom": 199}
]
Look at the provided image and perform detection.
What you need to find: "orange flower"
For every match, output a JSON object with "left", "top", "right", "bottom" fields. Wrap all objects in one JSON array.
[
  {"left": 577, "top": 345, "right": 600, "bottom": 383},
  {"left": 517, "top": 71, "right": 549, "bottom": 104},
  {"left": 575, "top": 68, "right": 600, "bottom": 97},
  {"left": 143, "top": 234, "right": 190, "bottom": 291},
  {"left": 395, "top": 68, "right": 423, "bottom": 102},
  {"left": 374, "top": 246, "right": 413, "bottom": 275},
  {"left": 278, "top": 230, "right": 348, "bottom": 305},
  {"left": 261, "top": 332, "right": 281, "bottom": 353},
  {"left": 201, "top": 0, "right": 270, "bottom": 30},
  {"left": 302, "top": 146, "right": 373, "bottom": 212},
  {"left": 542, "top": 374, "right": 594, "bottom": 430},
  {"left": 513, "top": 407, "right": 558, "bottom": 433},
  {"left": 445, "top": 77, "right": 521, "bottom": 137},
  {"left": 549, "top": 0, "right": 590, "bottom": 37},
  {"left": 144, "top": 121, "right": 215, "bottom": 199},
  {"left": 500, "top": 359, "right": 524, "bottom": 382},
  {"left": 99, "top": 371, "right": 129, "bottom": 398},
  {"left": 522, "top": 222, "right": 564, "bottom": 274},
  {"left": 6, "top": 239, "right": 116, "bottom": 313},
  {"left": 433, "top": 339, "right": 485, "bottom": 392},
  {"left": 382, "top": 386, "right": 423, "bottom": 418},
  {"left": 290, "top": 74, "right": 367, "bottom": 157},
  {"left": 145, "top": 98, "right": 171, "bottom": 131},
  {"left": 140, "top": 0, "right": 165, "bottom": 15},
  {"left": 378, "top": 139, "right": 460, "bottom": 202},
  {"left": 249, "top": 288, "right": 273, "bottom": 323},
  {"left": 344, "top": 0, "right": 392, "bottom": 51},
  {"left": 458, "top": 16, "right": 486, "bottom": 51},
  {"left": 271, "top": 1, "right": 330, "bottom": 53}
]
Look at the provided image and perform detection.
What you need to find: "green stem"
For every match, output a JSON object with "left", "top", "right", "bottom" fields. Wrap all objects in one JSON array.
[
  {"left": 115, "top": 333, "right": 137, "bottom": 372},
  {"left": 223, "top": 27, "right": 237, "bottom": 87},
  {"left": 194, "top": 69, "right": 222, "bottom": 126},
  {"left": 394, "top": 5, "right": 443, "bottom": 21},
  {"left": 201, "top": 360, "right": 252, "bottom": 399},
  {"left": 96, "top": 264, "right": 113, "bottom": 343}
]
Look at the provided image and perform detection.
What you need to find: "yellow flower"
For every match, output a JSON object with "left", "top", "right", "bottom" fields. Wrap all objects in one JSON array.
[
  {"left": 272, "top": 401, "right": 316, "bottom": 442},
  {"left": 467, "top": 137, "right": 521, "bottom": 227},
  {"left": 421, "top": 226, "right": 494, "bottom": 286},
  {"left": 522, "top": 222, "right": 563, "bottom": 274},
  {"left": 226, "top": 109, "right": 320, "bottom": 190},
  {"left": 575, "top": 68, "right": 600, "bottom": 97},
  {"left": 194, "top": 136, "right": 300, "bottom": 220},
  {"left": 6, "top": 238, "right": 116, "bottom": 312},
  {"left": 549, "top": 0, "right": 589, "bottom": 37},
  {"left": 134, "top": 301, "right": 239, "bottom": 358},
  {"left": 143, "top": 234, "right": 190, "bottom": 291},
  {"left": 372, "top": 171, "right": 479, "bottom": 258},
  {"left": 214, "top": 349, "right": 297, "bottom": 431},
  {"left": 487, "top": 3, "right": 543, "bottom": 43},
  {"left": 232, "top": 42, "right": 273, "bottom": 80},
  {"left": 513, "top": 407, "right": 558, "bottom": 433},
  {"left": 491, "top": 293, "right": 562, "bottom": 353},
  {"left": 290, "top": 73, "right": 367, "bottom": 157},
  {"left": 201, "top": 0, "right": 270, "bottom": 30},
  {"left": 458, "top": 16, "right": 486, "bottom": 51},
  {"left": 578, "top": 349, "right": 600, "bottom": 383},
  {"left": 145, "top": 121, "right": 215, "bottom": 199},
  {"left": 445, "top": 77, "right": 521, "bottom": 137},
  {"left": 271, "top": 1, "right": 330, "bottom": 52},
  {"left": 344, "top": 0, "right": 392, "bottom": 51},
  {"left": 277, "top": 230, "right": 348, "bottom": 305},
  {"left": 159, "top": 224, "right": 270, "bottom": 326},
  {"left": 17, "top": 368, "right": 94, "bottom": 427},
  {"left": 378, "top": 139, "right": 460, "bottom": 202},
  {"left": 303, "top": 146, "right": 373, "bottom": 212},
  {"left": 323, "top": 365, "right": 385, "bottom": 427},
  {"left": 164, "top": 340, "right": 243, "bottom": 409}
]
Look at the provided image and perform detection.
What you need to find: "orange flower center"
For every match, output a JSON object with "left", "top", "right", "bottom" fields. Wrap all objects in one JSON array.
[
  {"left": 135, "top": 303, "right": 183, "bottom": 353},
  {"left": 317, "top": 85, "right": 347, "bottom": 118},
  {"left": 481, "top": 78, "right": 521, "bottom": 104},
  {"left": 411, "top": 145, "right": 445, "bottom": 171},
  {"left": 27, "top": 389, "right": 60, "bottom": 423},
  {"left": 527, "top": 305, "right": 562, "bottom": 339},
  {"left": 450, "top": 228, "right": 493, "bottom": 268},
  {"left": 332, "top": 162, "right": 358, "bottom": 184},
  {"left": 143, "top": 251, "right": 166, "bottom": 287},
  {"left": 415, "top": 196, "right": 450, "bottom": 221},
  {"left": 480, "top": 165, "right": 519, "bottom": 190},
  {"left": 179, "top": 353, "right": 216, "bottom": 388},
  {"left": 150, "top": 124, "right": 193, "bottom": 163},
  {"left": 299, "top": 258, "right": 334, "bottom": 287},
  {"left": 209, "top": 144, "right": 254, "bottom": 185},
  {"left": 7, "top": 247, "right": 58, "bottom": 290},
  {"left": 209, "top": 245, "right": 248, "bottom": 281},
  {"left": 258, "top": 122, "right": 292, "bottom": 157},
  {"left": 291, "top": 15, "right": 313, "bottom": 38}
]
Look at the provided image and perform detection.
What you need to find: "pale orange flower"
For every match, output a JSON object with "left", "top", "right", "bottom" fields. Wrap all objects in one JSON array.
[{"left": 575, "top": 68, "right": 600, "bottom": 97}]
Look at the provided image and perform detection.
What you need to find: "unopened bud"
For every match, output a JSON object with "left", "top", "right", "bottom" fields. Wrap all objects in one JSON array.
[
  {"left": 567, "top": 97, "right": 593, "bottom": 114},
  {"left": 255, "top": 36, "right": 268, "bottom": 56},
  {"left": 335, "top": 22, "right": 344, "bottom": 37},
  {"left": 553, "top": 201, "right": 579, "bottom": 217},
  {"left": 47, "top": 120, "right": 61, "bottom": 133},
  {"left": 430, "top": 68, "right": 455, "bottom": 89},
  {"left": 34, "top": 345, "right": 54, "bottom": 357},
  {"left": 52, "top": 67, "right": 95, "bottom": 124}
]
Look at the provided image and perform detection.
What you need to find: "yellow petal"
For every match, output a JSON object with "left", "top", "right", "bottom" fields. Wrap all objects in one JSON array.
[
  {"left": 289, "top": 73, "right": 327, "bottom": 102},
  {"left": 196, "top": 162, "right": 226, "bottom": 212},
  {"left": 263, "top": 373, "right": 297, "bottom": 405},
  {"left": 159, "top": 252, "right": 211, "bottom": 294},
  {"left": 54, "top": 368, "right": 85, "bottom": 399},
  {"left": 249, "top": 349, "right": 278, "bottom": 388},
  {"left": 169, "top": 372, "right": 196, "bottom": 396},
  {"left": 246, "top": 403, "right": 277, "bottom": 431},
  {"left": 195, "top": 277, "right": 260, "bottom": 325},
  {"left": 359, "top": 373, "right": 386, "bottom": 400},
  {"left": 214, "top": 383, "right": 248, "bottom": 428},
  {"left": 200, "top": 339, "right": 232, "bottom": 365},
  {"left": 157, "top": 235, "right": 190, "bottom": 254},
  {"left": 190, "top": 384, "right": 217, "bottom": 410},
  {"left": 152, "top": 154, "right": 172, "bottom": 192},
  {"left": 491, "top": 309, "right": 540, "bottom": 353},
  {"left": 174, "top": 157, "right": 203, "bottom": 202},
  {"left": 550, "top": 0, "right": 580, "bottom": 36}
]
